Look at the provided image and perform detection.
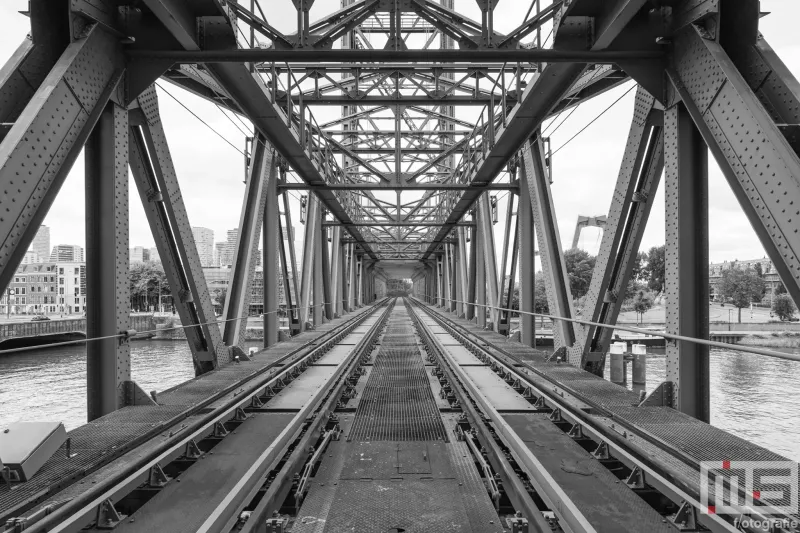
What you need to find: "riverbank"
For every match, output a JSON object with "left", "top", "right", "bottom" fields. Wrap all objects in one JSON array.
[{"left": 738, "top": 331, "right": 800, "bottom": 348}]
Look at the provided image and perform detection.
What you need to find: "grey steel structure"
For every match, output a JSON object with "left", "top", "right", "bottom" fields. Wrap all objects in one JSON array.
[{"left": 2, "top": 1, "right": 800, "bottom": 531}]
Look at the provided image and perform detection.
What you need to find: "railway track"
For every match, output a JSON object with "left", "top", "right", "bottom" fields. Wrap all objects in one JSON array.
[{"left": 6, "top": 297, "right": 798, "bottom": 533}]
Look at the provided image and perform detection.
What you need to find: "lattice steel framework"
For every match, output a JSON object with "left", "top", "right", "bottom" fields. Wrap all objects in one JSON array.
[{"left": 2, "top": 0, "right": 800, "bottom": 423}]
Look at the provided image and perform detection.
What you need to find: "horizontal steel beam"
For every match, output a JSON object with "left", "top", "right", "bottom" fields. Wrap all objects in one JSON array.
[
  {"left": 128, "top": 49, "right": 664, "bottom": 64},
  {"left": 280, "top": 183, "right": 518, "bottom": 190},
  {"left": 324, "top": 130, "right": 472, "bottom": 135},
  {"left": 323, "top": 222, "right": 474, "bottom": 226},
  {"left": 293, "top": 95, "right": 515, "bottom": 105}
]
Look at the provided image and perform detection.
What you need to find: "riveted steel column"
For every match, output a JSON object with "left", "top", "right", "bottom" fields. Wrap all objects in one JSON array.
[
  {"left": 263, "top": 151, "right": 279, "bottom": 347},
  {"left": 223, "top": 135, "right": 275, "bottom": 347},
  {"left": 521, "top": 137, "right": 576, "bottom": 356},
  {"left": 85, "top": 102, "right": 129, "bottom": 421},
  {"left": 518, "top": 171, "right": 536, "bottom": 348},
  {"left": 478, "top": 194, "right": 500, "bottom": 330},
  {"left": 313, "top": 202, "right": 324, "bottom": 325},
  {"left": 330, "top": 226, "right": 342, "bottom": 317},
  {"left": 466, "top": 223, "right": 478, "bottom": 320},
  {"left": 475, "top": 208, "right": 487, "bottom": 328},
  {"left": 664, "top": 98, "right": 710, "bottom": 422},
  {"left": 129, "top": 87, "right": 225, "bottom": 373},
  {"left": 298, "top": 194, "right": 318, "bottom": 330},
  {"left": 457, "top": 228, "right": 469, "bottom": 318}
]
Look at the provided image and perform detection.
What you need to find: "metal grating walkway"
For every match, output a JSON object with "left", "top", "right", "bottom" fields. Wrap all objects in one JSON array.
[{"left": 349, "top": 308, "right": 448, "bottom": 442}]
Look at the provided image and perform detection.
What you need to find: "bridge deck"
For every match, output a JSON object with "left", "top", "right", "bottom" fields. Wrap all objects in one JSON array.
[
  {"left": 421, "top": 303, "right": 800, "bottom": 520},
  {"left": 0, "top": 306, "right": 375, "bottom": 523},
  {"left": 293, "top": 306, "right": 504, "bottom": 533}
]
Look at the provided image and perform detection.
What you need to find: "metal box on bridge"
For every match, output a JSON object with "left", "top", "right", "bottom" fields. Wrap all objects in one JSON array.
[{"left": 0, "top": 421, "right": 67, "bottom": 481}]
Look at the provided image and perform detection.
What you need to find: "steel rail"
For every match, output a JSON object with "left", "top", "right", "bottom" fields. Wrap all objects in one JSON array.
[
  {"left": 408, "top": 301, "right": 598, "bottom": 533},
  {"left": 417, "top": 294, "right": 800, "bottom": 364},
  {"left": 416, "top": 300, "right": 789, "bottom": 533},
  {"left": 12, "top": 301, "right": 389, "bottom": 533}
]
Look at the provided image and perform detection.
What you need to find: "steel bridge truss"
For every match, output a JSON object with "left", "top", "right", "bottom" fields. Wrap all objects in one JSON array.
[{"left": 2, "top": 0, "right": 800, "bottom": 425}]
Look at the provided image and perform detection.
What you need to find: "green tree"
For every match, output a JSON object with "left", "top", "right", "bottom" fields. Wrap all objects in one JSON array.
[
  {"left": 129, "top": 261, "right": 170, "bottom": 311},
  {"left": 632, "top": 289, "right": 655, "bottom": 324},
  {"left": 642, "top": 245, "right": 665, "bottom": 293},
  {"left": 718, "top": 268, "right": 766, "bottom": 323},
  {"left": 753, "top": 262, "right": 763, "bottom": 278},
  {"left": 776, "top": 282, "right": 787, "bottom": 295},
  {"left": 772, "top": 294, "right": 796, "bottom": 321},
  {"left": 212, "top": 287, "right": 228, "bottom": 314},
  {"left": 534, "top": 277, "right": 549, "bottom": 314},
  {"left": 563, "top": 248, "right": 596, "bottom": 299},
  {"left": 630, "top": 252, "right": 647, "bottom": 283}
]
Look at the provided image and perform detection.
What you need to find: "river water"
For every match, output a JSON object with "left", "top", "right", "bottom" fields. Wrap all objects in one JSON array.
[{"left": 0, "top": 341, "right": 798, "bottom": 462}]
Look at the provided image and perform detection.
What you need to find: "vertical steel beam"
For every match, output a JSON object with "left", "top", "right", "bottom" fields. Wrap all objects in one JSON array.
[
  {"left": 330, "top": 226, "right": 342, "bottom": 317},
  {"left": 223, "top": 134, "right": 276, "bottom": 347},
  {"left": 518, "top": 179, "right": 536, "bottom": 348},
  {"left": 498, "top": 193, "right": 515, "bottom": 330},
  {"left": 85, "top": 102, "right": 130, "bottom": 421},
  {"left": 298, "top": 194, "right": 319, "bottom": 330},
  {"left": 664, "top": 98, "right": 710, "bottom": 422},
  {"left": 313, "top": 202, "right": 324, "bottom": 325},
  {"left": 521, "top": 137, "right": 576, "bottom": 357},
  {"left": 466, "top": 224, "right": 478, "bottom": 320},
  {"left": 454, "top": 241, "right": 463, "bottom": 316},
  {"left": 478, "top": 194, "right": 500, "bottom": 330},
  {"left": 282, "top": 192, "right": 301, "bottom": 325},
  {"left": 457, "top": 228, "right": 469, "bottom": 317},
  {"left": 356, "top": 254, "right": 364, "bottom": 306},
  {"left": 443, "top": 247, "right": 452, "bottom": 309},
  {"left": 129, "top": 87, "right": 225, "bottom": 373},
  {"left": 475, "top": 210, "right": 487, "bottom": 328},
  {"left": 347, "top": 244, "right": 356, "bottom": 311},
  {"left": 263, "top": 151, "right": 279, "bottom": 347},
  {"left": 572, "top": 87, "right": 664, "bottom": 373}
]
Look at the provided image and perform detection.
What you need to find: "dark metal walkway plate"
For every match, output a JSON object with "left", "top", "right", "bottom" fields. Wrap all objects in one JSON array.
[
  {"left": 350, "top": 311, "right": 447, "bottom": 442},
  {"left": 503, "top": 413, "right": 675, "bottom": 532}
]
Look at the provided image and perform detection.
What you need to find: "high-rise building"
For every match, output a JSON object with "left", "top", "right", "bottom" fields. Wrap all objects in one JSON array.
[
  {"left": 30, "top": 225, "right": 50, "bottom": 262},
  {"left": 22, "top": 251, "right": 39, "bottom": 264},
  {"left": 130, "top": 246, "right": 150, "bottom": 263},
  {"left": 149, "top": 247, "right": 160, "bottom": 263},
  {"left": 214, "top": 242, "right": 226, "bottom": 267},
  {"left": 192, "top": 227, "right": 214, "bottom": 267},
  {"left": 50, "top": 244, "right": 83, "bottom": 262},
  {"left": 216, "top": 229, "right": 238, "bottom": 268}
]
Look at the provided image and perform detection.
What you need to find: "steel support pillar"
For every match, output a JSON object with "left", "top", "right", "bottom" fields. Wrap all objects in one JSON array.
[
  {"left": 129, "top": 87, "right": 225, "bottom": 373},
  {"left": 466, "top": 224, "right": 478, "bottom": 320},
  {"left": 298, "top": 194, "right": 319, "bottom": 330},
  {"left": 478, "top": 194, "right": 500, "bottom": 330},
  {"left": 346, "top": 244, "right": 356, "bottom": 311},
  {"left": 572, "top": 87, "right": 664, "bottom": 373},
  {"left": 521, "top": 137, "right": 576, "bottom": 358},
  {"left": 223, "top": 134, "right": 276, "bottom": 348},
  {"left": 442, "top": 248, "right": 452, "bottom": 309},
  {"left": 664, "top": 99, "right": 710, "bottom": 422},
  {"left": 85, "top": 103, "right": 133, "bottom": 421},
  {"left": 263, "top": 152, "right": 279, "bottom": 347},
  {"left": 282, "top": 192, "right": 301, "bottom": 329},
  {"left": 457, "top": 228, "right": 469, "bottom": 318},
  {"left": 313, "top": 202, "right": 324, "bottom": 325},
  {"left": 498, "top": 194, "right": 515, "bottom": 332},
  {"left": 330, "top": 226, "right": 342, "bottom": 317},
  {"left": 518, "top": 175, "right": 536, "bottom": 348},
  {"left": 475, "top": 213, "right": 486, "bottom": 328}
]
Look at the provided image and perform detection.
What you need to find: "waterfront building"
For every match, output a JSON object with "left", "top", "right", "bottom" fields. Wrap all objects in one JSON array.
[
  {"left": 50, "top": 244, "right": 84, "bottom": 262},
  {"left": 130, "top": 246, "right": 150, "bottom": 263}
]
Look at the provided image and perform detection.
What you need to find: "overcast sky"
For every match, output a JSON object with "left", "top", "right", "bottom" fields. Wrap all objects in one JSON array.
[{"left": 1, "top": 0, "right": 798, "bottom": 271}]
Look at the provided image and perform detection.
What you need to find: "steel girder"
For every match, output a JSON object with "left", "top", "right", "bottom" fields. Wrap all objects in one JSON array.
[
  {"left": 222, "top": 134, "right": 276, "bottom": 348},
  {"left": 570, "top": 87, "right": 664, "bottom": 373},
  {"left": 521, "top": 137, "right": 576, "bottom": 357},
  {"left": 298, "top": 194, "right": 319, "bottom": 330},
  {"left": 129, "top": 86, "right": 226, "bottom": 372},
  {"left": 663, "top": 98, "right": 710, "bottom": 422},
  {"left": 84, "top": 102, "right": 145, "bottom": 421},
  {"left": 518, "top": 176, "right": 536, "bottom": 348},
  {"left": 667, "top": 21, "right": 800, "bottom": 315},
  {"left": 0, "top": 23, "right": 123, "bottom": 291},
  {"left": 263, "top": 161, "right": 279, "bottom": 347},
  {"left": 477, "top": 194, "right": 500, "bottom": 330}
]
